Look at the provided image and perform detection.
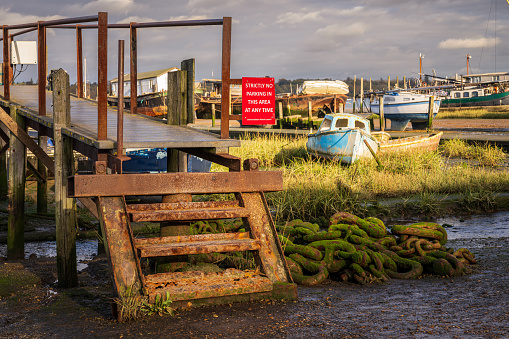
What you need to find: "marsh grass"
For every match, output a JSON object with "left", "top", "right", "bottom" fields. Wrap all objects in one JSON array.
[
  {"left": 438, "top": 107, "right": 509, "bottom": 119},
  {"left": 441, "top": 138, "right": 507, "bottom": 166},
  {"left": 209, "top": 133, "right": 509, "bottom": 221},
  {"left": 113, "top": 287, "right": 146, "bottom": 322}
]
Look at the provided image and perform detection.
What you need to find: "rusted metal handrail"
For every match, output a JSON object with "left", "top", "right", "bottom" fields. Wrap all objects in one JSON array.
[
  {"left": 3, "top": 15, "right": 98, "bottom": 30},
  {"left": 48, "top": 18, "right": 224, "bottom": 29},
  {"left": 2, "top": 14, "right": 233, "bottom": 146}
]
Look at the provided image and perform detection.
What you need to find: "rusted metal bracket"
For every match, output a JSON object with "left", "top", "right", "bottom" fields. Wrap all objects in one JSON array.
[
  {"left": 177, "top": 147, "right": 241, "bottom": 171},
  {"left": 68, "top": 171, "right": 283, "bottom": 197},
  {"left": 243, "top": 158, "right": 259, "bottom": 171},
  {"left": 93, "top": 160, "right": 108, "bottom": 175},
  {"left": 107, "top": 154, "right": 131, "bottom": 174}
]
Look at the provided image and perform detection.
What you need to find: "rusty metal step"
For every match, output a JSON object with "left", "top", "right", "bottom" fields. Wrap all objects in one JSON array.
[
  {"left": 144, "top": 268, "right": 273, "bottom": 302},
  {"left": 126, "top": 200, "right": 250, "bottom": 222},
  {"left": 134, "top": 232, "right": 260, "bottom": 257}
]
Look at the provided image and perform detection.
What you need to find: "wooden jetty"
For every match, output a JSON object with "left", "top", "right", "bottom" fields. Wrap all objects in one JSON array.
[{"left": 0, "top": 13, "right": 295, "bottom": 315}]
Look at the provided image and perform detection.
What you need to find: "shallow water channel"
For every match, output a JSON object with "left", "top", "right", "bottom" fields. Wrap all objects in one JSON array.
[
  {"left": 1, "top": 211, "right": 508, "bottom": 271},
  {"left": 0, "top": 239, "right": 98, "bottom": 271}
]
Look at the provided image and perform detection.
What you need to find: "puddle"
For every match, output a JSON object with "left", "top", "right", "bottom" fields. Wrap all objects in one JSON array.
[
  {"left": 435, "top": 211, "right": 509, "bottom": 240},
  {"left": 0, "top": 239, "right": 98, "bottom": 271},
  {"left": 388, "top": 211, "right": 509, "bottom": 240}
]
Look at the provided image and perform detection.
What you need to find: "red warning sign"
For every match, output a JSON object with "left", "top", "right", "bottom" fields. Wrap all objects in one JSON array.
[{"left": 242, "top": 77, "right": 275, "bottom": 125}]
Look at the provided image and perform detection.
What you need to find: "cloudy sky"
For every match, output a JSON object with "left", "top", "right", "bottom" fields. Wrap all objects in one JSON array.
[{"left": 1, "top": 0, "right": 508, "bottom": 85}]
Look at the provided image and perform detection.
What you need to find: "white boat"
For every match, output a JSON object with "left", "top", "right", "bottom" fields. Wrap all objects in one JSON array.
[
  {"left": 298, "top": 80, "right": 349, "bottom": 95},
  {"left": 370, "top": 91, "right": 441, "bottom": 130}
]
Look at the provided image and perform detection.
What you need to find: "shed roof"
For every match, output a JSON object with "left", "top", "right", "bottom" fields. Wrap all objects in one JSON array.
[{"left": 111, "top": 67, "right": 179, "bottom": 83}]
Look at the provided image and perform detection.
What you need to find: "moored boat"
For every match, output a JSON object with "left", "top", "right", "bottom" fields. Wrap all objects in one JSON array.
[
  {"left": 298, "top": 80, "right": 349, "bottom": 95},
  {"left": 306, "top": 113, "right": 378, "bottom": 164},
  {"left": 370, "top": 91, "right": 441, "bottom": 131},
  {"left": 441, "top": 87, "right": 509, "bottom": 108},
  {"left": 372, "top": 131, "right": 443, "bottom": 153}
]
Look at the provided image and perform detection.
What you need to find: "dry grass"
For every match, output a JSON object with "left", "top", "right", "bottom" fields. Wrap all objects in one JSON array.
[
  {"left": 211, "top": 133, "right": 509, "bottom": 222},
  {"left": 437, "top": 107, "right": 509, "bottom": 119}
]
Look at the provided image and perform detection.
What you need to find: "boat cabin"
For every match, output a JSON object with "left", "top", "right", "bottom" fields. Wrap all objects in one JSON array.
[
  {"left": 449, "top": 88, "right": 486, "bottom": 99},
  {"left": 318, "top": 113, "right": 371, "bottom": 134},
  {"left": 110, "top": 67, "right": 179, "bottom": 97}
]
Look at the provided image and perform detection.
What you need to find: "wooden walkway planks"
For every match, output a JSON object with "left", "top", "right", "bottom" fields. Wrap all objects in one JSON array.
[{"left": 0, "top": 85, "right": 240, "bottom": 150}]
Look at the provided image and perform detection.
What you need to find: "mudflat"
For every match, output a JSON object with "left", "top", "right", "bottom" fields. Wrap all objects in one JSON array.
[{"left": 1, "top": 235, "right": 507, "bottom": 338}]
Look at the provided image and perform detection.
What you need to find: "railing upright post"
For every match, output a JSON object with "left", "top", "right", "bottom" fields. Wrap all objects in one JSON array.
[
  {"left": 220, "top": 17, "right": 232, "bottom": 139},
  {"left": 76, "top": 25, "right": 83, "bottom": 98},
  {"left": 97, "top": 12, "right": 108, "bottom": 140},
  {"left": 130, "top": 23, "right": 137, "bottom": 115},
  {"left": 3, "top": 26, "right": 10, "bottom": 100}
]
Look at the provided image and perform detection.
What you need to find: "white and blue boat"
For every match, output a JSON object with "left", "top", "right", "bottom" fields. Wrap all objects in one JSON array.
[
  {"left": 306, "top": 113, "right": 379, "bottom": 164},
  {"left": 370, "top": 91, "right": 441, "bottom": 130}
]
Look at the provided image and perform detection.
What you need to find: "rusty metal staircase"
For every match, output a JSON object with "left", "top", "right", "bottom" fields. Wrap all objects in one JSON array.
[{"left": 70, "top": 171, "right": 296, "bottom": 307}]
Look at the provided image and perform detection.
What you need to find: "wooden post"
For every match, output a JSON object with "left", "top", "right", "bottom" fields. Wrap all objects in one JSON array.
[
  {"left": 165, "top": 70, "right": 190, "bottom": 237},
  {"left": 388, "top": 76, "right": 390, "bottom": 91},
  {"left": 427, "top": 95, "right": 434, "bottom": 130},
  {"left": 353, "top": 76, "right": 356, "bottom": 113},
  {"left": 53, "top": 69, "right": 78, "bottom": 288},
  {"left": 7, "top": 105, "right": 25, "bottom": 260},
  {"left": 360, "top": 78, "right": 364, "bottom": 113},
  {"left": 286, "top": 102, "right": 291, "bottom": 116},
  {"left": 369, "top": 78, "right": 372, "bottom": 92},
  {"left": 181, "top": 58, "right": 195, "bottom": 124},
  {"left": 211, "top": 103, "right": 216, "bottom": 127},
  {"left": 404, "top": 76, "right": 407, "bottom": 89},
  {"left": 307, "top": 101, "right": 312, "bottom": 128},
  {"left": 0, "top": 124, "right": 8, "bottom": 201},
  {"left": 36, "top": 135, "right": 48, "bottom": 214},
  {"left": 167, "top": 70, "right": 187, "bottom": 126},
  {"left": 379, "top": 96, "right": 385, "bottom": 132}
]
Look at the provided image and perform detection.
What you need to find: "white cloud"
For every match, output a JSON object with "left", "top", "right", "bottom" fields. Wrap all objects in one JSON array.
[
  {"left": 316, "top": 22, "right": 367, "bottom": 38},
  {"left": 116, "top": 16, "right": 157, "bottom": 24},
  {"left": 438, "top": 37, "right": 498, "bottom": 49},
  {"left": 0, "top": 7, "right": 64, "bottom": 26},
  {"left": 63, "top": 0, "right": 139, "bottom": 16},
  {"left": 276, "top": 10, "right": 321, "bottom": 24}
]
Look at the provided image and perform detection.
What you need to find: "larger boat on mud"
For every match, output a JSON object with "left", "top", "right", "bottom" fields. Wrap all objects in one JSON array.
[
  {"left": 370, "top": 91, "right": 441, "bottom": 131},
  {"left": 441, "top": 72, "right": 509, "bottom": 108}
]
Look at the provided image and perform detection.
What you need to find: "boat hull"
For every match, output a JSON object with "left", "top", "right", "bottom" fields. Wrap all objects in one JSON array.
[
  {"left": 442, "top": 91, "right": 509, "bottom": 108},
  {"left": 379, "top": 132, "right": 443, "bottom": 153},
  {"left": 371, "top": 100, "right": 441, "bottom": 121},
  {"left": 306, "top": 129, "right": 378, "bottom": 164}
]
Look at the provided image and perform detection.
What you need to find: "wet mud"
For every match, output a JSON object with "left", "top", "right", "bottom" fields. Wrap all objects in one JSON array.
[{"left": 1, "top": 220, "right": 509, "bottom": 338}]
